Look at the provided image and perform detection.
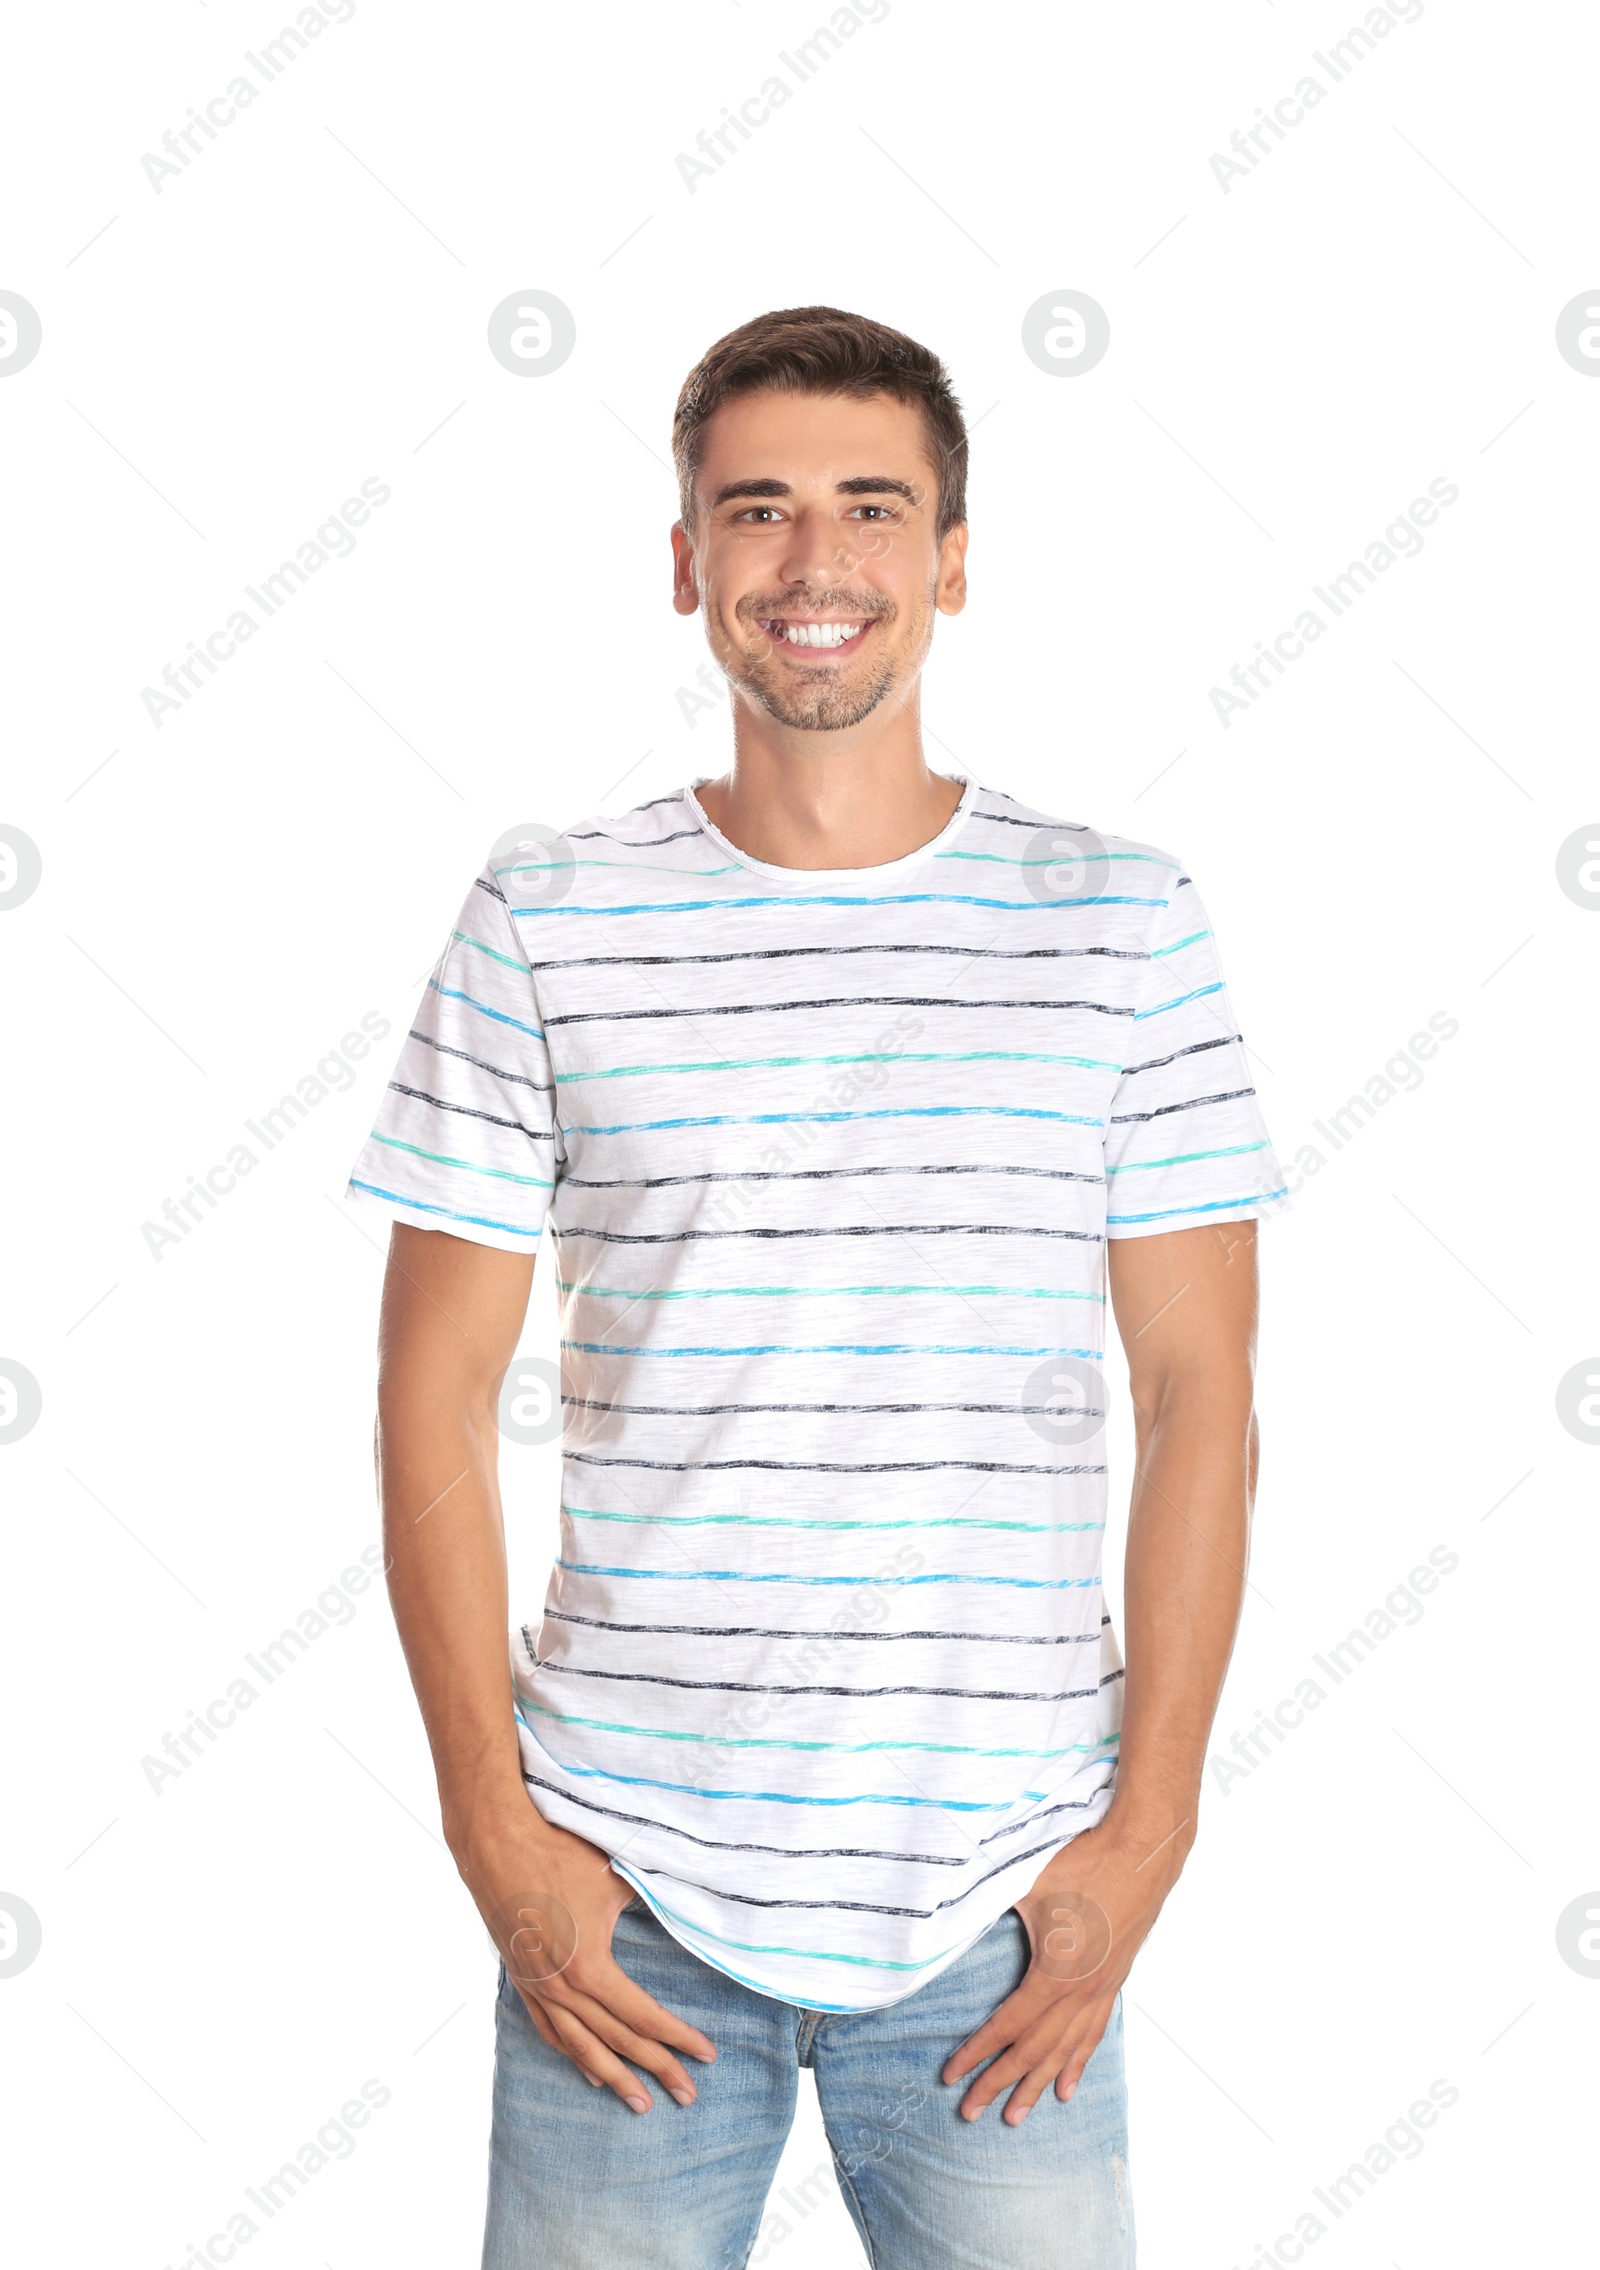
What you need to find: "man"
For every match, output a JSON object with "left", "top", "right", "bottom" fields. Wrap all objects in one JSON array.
[{"left": 349, "top": 306, "right": 1286, "bottom": 2269}]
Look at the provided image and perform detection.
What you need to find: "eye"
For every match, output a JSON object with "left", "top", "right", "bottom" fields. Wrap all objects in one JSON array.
[
  {"left": 736, "top": 504, "right": 784, "bottom": 523},
  {"left": 850, "top": 503, "right": 896, "bottom": 521}
]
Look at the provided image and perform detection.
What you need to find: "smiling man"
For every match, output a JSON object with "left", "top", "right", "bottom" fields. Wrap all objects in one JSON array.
[{"left": 350, "top": 307, "right": 1287, "bottom": 2269}]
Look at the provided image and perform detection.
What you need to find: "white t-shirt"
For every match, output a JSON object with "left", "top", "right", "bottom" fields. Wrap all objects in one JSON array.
[{"left": 347, "top": 776, "right": 1286, "bottom": 2010}]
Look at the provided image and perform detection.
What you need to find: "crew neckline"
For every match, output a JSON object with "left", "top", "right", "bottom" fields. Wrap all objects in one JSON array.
[{"left": 683, "top": 772, "right": 976, "bottom": 885}]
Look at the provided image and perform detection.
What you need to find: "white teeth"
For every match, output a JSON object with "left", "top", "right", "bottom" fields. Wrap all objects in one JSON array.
[{"left": 777, "top": 621, "right": 862, "bottom": 647}]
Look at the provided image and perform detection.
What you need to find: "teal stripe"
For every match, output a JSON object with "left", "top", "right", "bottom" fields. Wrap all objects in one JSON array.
[
  {"left": 1149, "top": 929, "right": 1209, "bottom": 959},
  {"left": 559, "top": 1280, "right": 1104, "bottom": 1302},
  {"left": 560, "top": 1046, "right": 1119, "bottom": 1083},
  {"left": 518, "top": 1694, "right": 1104, "bottom": 1762},
  {"left": 646, "top": 1893, "right": 947, "bottom": 1974},
  {"left": 449, "top": 927, "right": 532, "bottom": 976},
  {"left": 562, "top": 1505, "right": 1106, "bottom": 1535},
  {"left": 1109, "top": 1139, "right": 1270, "bottom": 1175},
  {"left": 371, "top": 1132, "right": 553, "bottom": 1187}
]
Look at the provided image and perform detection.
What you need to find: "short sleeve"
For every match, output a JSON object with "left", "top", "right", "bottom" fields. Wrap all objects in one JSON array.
[
  {"left": 1104, "top": 867, "right": 1288, "bottom": 1240},
  {"left": 345, "top": 863, "right": 558, "bottom": 1253}
]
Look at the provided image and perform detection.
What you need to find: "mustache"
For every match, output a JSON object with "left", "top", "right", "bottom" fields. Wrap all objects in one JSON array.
[{"left": 736, "top": 588, "right": 897, "bottom": 627}]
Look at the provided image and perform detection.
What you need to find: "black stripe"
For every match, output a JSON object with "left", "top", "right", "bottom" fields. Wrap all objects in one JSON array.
[
  {"left": 522, "top": 1773, "right": 966, "bottom": 1866},
  {"left": 534, "top": 1656, "right": 1107, "bottom": 1704},
  {"left": 565, "top": 1398, "right": 1103, "bottom": 1418},
  {"left": 406, "top": 1027, "right": 553, "bottom": 1094},
  {"left": 565, "top": 826, "right": 705, "bottom": 846},
  {"left": 969, "top": 807, "right": 1067, "bottom": 830},
  {"left": 565, "top": 1454, "right": 1104, "bottom": 1475},
  {"left": 388, "top": 1081, "right": 549, "bottom": 1140},
  {"left": 555, "top": 1222, "right": 1101, "bottom": 1243},
  {"left": 545, "top": 993, "right": 1133, "bottom": 1026},
  {"left": 560, "top": 1163, "right": 1104, "bottom": 1191},
  {"left": 616, "top": 1830, "right": 1099, "bottom": 1919},
  {"left": 1118, "top": 1033, "right": 1240, "bottom": 1078},
  {"left": 1108, "top": 1086, "right": 1256, "bottom": 1124},
  {"left": 541, "top": 1609, "right": 1107, "bottom": 1646},
  {"left": 521, "top": 944, "right": 1146, "bottom": 973}
]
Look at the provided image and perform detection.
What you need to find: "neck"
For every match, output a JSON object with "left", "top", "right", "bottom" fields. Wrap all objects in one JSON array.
[{"left": 697, "top": 696, "right": 963, "bottom": 870}]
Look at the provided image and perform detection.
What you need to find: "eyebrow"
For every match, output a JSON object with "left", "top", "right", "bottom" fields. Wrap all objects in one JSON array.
[{"left": 706, "top": 474, "right": 922, "bottom": 510}]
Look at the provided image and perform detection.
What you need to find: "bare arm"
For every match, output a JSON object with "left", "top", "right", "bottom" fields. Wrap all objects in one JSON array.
[
  {"left": 944, "top": 1219, "right": 1260, "bottom": 2120},
  {"left": 377, "top": 1223, "right": 714, "bottom": 2111}
]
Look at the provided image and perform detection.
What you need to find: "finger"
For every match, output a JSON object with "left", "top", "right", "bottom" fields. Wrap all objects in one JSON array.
[
  {"left": 537, "top": 1999, "right": 657, "bottom": 2113},
  {"left": 958, "top": 2041, "right": 1039, "bottom": 2121},
  {"left": 940, "top": 1981, "right": 1054, "bottom": 2083},
  {"left": 568, "top": 2002, "right": 702, "bottom": 2106},
  {"left": 542, "top": 1960, "right": 717, "bottom": 2066},
  {"left": 1053, "top": 2002, "right": 1115, "bottom": 2101},
  {"left": 1002, "top": 2058, "right": 1065, "bottom": 2125},
  {"left": 595, "top": 1962, "right": 719, "bottom": 2064},
  {"left": 516, "top": 1992, "right": 614, "bottom": 2091}
]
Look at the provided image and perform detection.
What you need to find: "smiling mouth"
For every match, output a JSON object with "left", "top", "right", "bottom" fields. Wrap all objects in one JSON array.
[{"left": 756, "top": 615, "right": 872, "bottom": 653}]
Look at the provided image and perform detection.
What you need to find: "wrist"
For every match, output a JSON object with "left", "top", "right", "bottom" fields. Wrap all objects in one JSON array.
[
  {"left": 443, "top": 1785, "right": 545, "bottom": 1876},
  {"left": 1093, "top": 1798, "right": 1198, "bottom": 1875}
]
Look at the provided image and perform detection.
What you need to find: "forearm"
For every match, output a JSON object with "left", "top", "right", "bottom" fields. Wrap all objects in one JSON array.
[
  {"left": 1105, "top": 1369, "right": 1256, "bottom": 1851},
  {"left": 378, "top": 1375, "right": 530, "bottom": 1856}
]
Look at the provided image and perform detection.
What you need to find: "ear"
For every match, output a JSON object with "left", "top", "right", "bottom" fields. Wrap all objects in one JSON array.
[
  {"left": 935, "top": 520, "right": 969, "bottom": 617},
  {"left": 671, "top": 521, "right": 701, "bottom": 616}
]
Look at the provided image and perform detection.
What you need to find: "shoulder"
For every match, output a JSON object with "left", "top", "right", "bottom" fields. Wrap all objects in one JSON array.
[
  {"left": 556, "top": 789, "right": 698, "bottom": 855},
  {"left": 960, "top": 783, "right": 1187, "bottom": 897}
]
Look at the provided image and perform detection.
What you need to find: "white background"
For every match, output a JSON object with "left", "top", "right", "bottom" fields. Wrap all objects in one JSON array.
[{"left": 2, "top": 2, "right": 1596, "bottom": 2264}]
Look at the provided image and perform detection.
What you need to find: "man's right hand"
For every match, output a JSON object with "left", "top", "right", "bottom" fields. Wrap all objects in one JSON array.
[{"left": 459, "top": 1808, "right": 717, "bottom": 2113}]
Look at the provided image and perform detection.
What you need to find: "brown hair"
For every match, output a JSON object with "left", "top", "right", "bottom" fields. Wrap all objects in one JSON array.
[{"left": 672, "top": 305, "right": 968, "bottom": 536}]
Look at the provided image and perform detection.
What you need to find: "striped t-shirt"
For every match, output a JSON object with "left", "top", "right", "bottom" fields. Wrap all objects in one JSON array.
[{"left": 347, "top": 775, "right": 1286, "bottom": 2011}]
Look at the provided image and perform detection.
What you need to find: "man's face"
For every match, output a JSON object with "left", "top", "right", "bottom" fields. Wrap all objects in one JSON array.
[{"left": 671, "top": 389, "right": 967, "bottom": 732}]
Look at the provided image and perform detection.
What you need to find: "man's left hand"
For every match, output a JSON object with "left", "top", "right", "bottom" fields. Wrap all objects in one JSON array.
[{"left": 941, "top": 1814, "right": 1192, "bottom": 2124}]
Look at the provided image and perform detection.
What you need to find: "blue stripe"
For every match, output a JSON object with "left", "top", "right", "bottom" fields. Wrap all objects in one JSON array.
[
  {"left": 562, "top": 1339, "right": 1106, "bottom": 1359},
  {"left": 348, "top": 1177, "right": 543, "bottom": 1240},
  {"left": 1132, "top": 980, "right": 1225, "bottom": 1022},
  {"left": 1107, "top": 1188, "right": 1287, "bottom": 1225},
  {"left": 428, "top": 977, "right": 544, "bottom": 1040},
  {"left": 568, "top": 1104, "right": 1104, "bottom": 1136},
  {"left": 510, "top": 892, "right": 1166, "bottom": 918},
  {"left": 537, "top": 1756, "right": 1055, "bottom": 1812},
  {"left": 556, "top": 1559, "right": 1102, "bottom": 1590}
]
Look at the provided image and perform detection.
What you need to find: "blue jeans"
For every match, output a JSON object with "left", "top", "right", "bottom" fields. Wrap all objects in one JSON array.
[{"left": 484, "top": 1900, "right": 1134, "bottom": 2269}]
